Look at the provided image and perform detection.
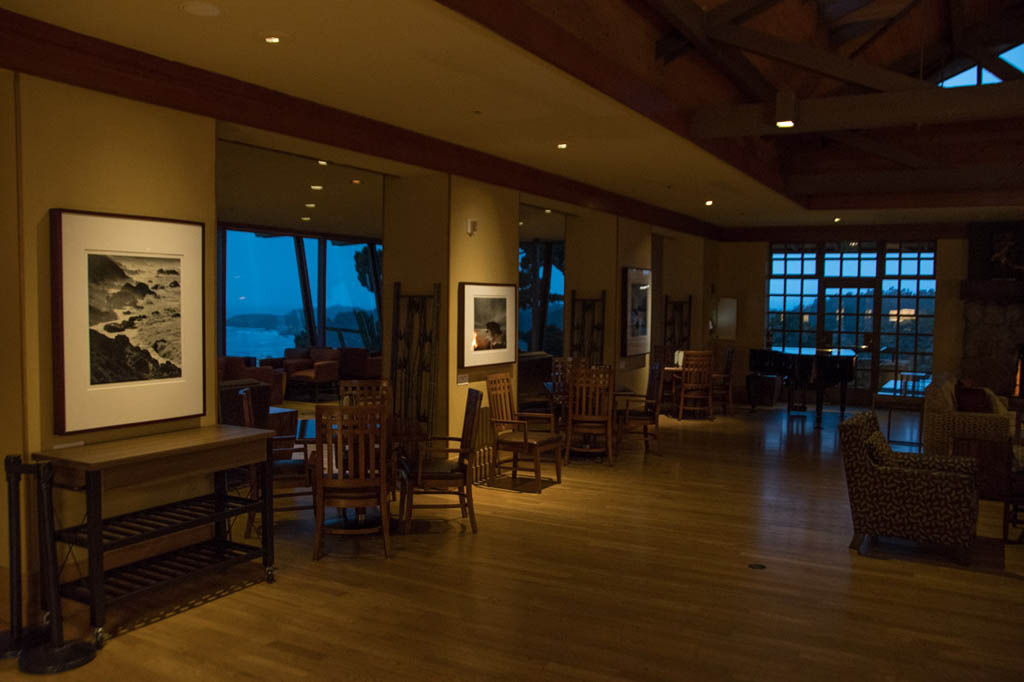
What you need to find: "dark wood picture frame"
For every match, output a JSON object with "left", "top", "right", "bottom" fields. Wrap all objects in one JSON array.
[
  {"left": 51, "top": 208, "right": 206, "bottom": 434},
  {"left": 457, "top": 282, "right": 518, "bottom": 369}
]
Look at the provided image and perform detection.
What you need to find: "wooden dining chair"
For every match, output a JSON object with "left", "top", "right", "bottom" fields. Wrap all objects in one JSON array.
[
  {"left": 232, "top": 388, "right": 313, "bottom": 539},
  {"left": 400, "top": 389, "right": 482, "bottom": 533},
  {"left": 338, "top": 379, "right": 396, "bottom": 497},
  {"left": 677, "top": 350, "right": 714, "bottom": 420},
  {"left": 711, "top": 348, "right": 735, "bottom": 415},
  {"left": 618, "top": 357, "right": 668, "bottom": 455},
  {"left": 486, "top": 372, "right": 563, "bottom": 493},
  {"left": 566, "top": 364, "right": 616, "bottom": 465},
  {"left": 312, "top": 402, "right": 391, "bottom": 559},
  {"left": 548, "top": 356, "right": 577, "bottom": 430}
]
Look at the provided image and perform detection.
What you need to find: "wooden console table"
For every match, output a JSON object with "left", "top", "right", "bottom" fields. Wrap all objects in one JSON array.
[{"left": 34, "top": 425, "right": 275, "bottom": 647}]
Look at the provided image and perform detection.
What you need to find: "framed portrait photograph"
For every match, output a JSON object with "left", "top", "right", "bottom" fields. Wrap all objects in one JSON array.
[
  {"left": 51, "top": 209, "right": 205, "bottom": 434},
  {"left": 621, "top": 267, "right": 652, "bottom": 356},
  {"left": 458, "top": 282, "right": 517, "bottom": 368}
]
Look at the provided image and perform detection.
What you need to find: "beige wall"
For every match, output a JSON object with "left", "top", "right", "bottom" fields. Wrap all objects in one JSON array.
[
  {"left": 5, "top": 77, "right": 220, "bottom": 579},
  {"left": 382, "top": 170, "right": 451, "bottom": 436},
  {"left": 709, "top": 242, "right": 768, "bottom": 384},
  {"left": 564, "top": 210, "right": 618, "bottom": 363},
  {"left": 934, "top": 238, "right": 967, "bottom": 378},
  {"left": 616, "top": 218, "right": 653, "bottom": 393},
  {"left": 660, "top": 230, "right": 706, "bottom": 351},
  {"left": 447, "top": 175, "right": 519, "bottom": 435},
  {"left": 0, "top": 70, "right": 23, "bottom": 570}
]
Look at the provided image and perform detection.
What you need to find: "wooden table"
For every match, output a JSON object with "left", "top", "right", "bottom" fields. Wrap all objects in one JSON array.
[{"left": 34, "top": 425, "right": 275, "bottom": 646}]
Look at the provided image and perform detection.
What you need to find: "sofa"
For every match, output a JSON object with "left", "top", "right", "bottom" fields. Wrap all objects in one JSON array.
[
  {"left": 922, "top": 377, "right": 1015, "bottom": 458},
  {"left": 218, "top": 356, "right": 284, "bottom": 405},
  {"left": 840, "top": 411, "right": 978, "bottom": 559}
]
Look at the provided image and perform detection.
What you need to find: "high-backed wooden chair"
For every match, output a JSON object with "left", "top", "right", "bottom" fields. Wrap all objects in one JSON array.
[
  {"left": 566, "top": 365, "right": 616, "bottom": 465},
  {"left": 676, "top": 350, "right": 714, "bottom": 420},
  {"left": 548, "top": 356, "right": 577, "bottom": 430},
  {"left": 618, "top": 357, "right": 668, "bottom": 454},
  {"left": 312, "top": 403, "right": 391, "bottom": 559},
  {"left": 486, "top": 372, "right": 563, "bottom": 493},
  {"left": 711, "top": 348, "right": 735, "bottom": 415},
  {"left": 230, "top": 388, "right": 312, "bottom": 539},
  {"left": 339, "top": 379, "right": 396, "bottom": 496},
  {"left": 400, "top": 389, "right": 483, "bottom": 533}
]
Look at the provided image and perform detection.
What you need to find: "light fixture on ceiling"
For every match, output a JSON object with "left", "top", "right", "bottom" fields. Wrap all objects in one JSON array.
[
  {"left": 705, "top": 200, "right": 714, "bottom": 207},
  {"left": 518, "top": 221, "right": 524, "bottom": 226},
  {"left": 180, "top": 1, "right": 222, "bottom": 17},
  {"left": 556, "top": 142, "right": 568, "bottom": 149},
  {"left": 317, "top": 160, "right": 327, "bottom": 166},
  {"left": 305, "top": 203, "right": 316, "bottom": 208},
  {"left": 264, "top": 35, "right": 282, "bottom": 44},
  {"left": 544, "top": 209, "right": 552, "bottom": 214},
  {"left": 310, "top": 185, "right": 323, "bottom": 190},
  {"left": 300, "top": 216, "right": 311, "bottom": 222},
  {"left": 775, "top": 89, "right": 797, "bottom": 129},
  {"left": 834, "top": 217, "right": 842, "bottom": 223},
  {"left": 351, "top": 179, "right": 362, "bottom": 185}
]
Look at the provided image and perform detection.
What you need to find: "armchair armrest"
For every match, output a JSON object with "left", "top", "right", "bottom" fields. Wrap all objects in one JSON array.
[
  {"left": 313, "top": 360, "right": 339, "bottom": 382},
  {"left": 514, "top": 411, "right": 556, "bottom": 431},
  {"left": 886, "top": 452, "right": 977, "bottom": 476},
  {"left": 951, "top": 411, "right": 1014, "bottom": 443}
]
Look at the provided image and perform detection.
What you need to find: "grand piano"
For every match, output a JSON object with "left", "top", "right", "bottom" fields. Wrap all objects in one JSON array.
[{"left": 747, "top": 348, "right": 856, "bottom": 429}]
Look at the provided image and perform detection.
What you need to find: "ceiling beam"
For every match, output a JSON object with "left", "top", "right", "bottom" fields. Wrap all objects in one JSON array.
[
  {"left": 824, "top": 131, "right": 938, "bottom": 169},
  {"left": 804, "top": 188, "right": 1024, "bottom": 210},
  {"left": 964, "top": 47, "right": 1024, "bottom": 81},
  {"left": 786, "top": 164, "right": 1024, "bottom": 195},
  {"left": 690, "top": 80, "right": 1024, "bottom": 137},
  {"left": 646, "top": 0, "right": 777, "bottom": 101},
  {"left": 708, "top": 23, "right": 931, "bottom": 91},
  {"left": 706, "top": 0, "right": 782, "bottom": 27}
]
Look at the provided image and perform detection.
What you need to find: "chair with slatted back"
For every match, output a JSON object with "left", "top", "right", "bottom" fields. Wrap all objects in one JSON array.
[
  {"left": 400, "top": 389, "right": 482, "bottom": 533},
  {"left": 676, "top": 350, "right": 714, "bottom": 420},
  {"left": 711, "top": 348, "right": 735, "bottom": 415},
  {"left": 228, "top": 388, "right": 312, "bottom": 539},
  {"left": 617, "top": 356, "right": 668, "bottom": 454},
  {"left": 487, "top": 372, "right": 563, "bottom": 493},
  {"left": 566, "top": 365, "right": 616, "bottom": 465},
  {"left": 548, "top": 356, "right": 577, "bottom": 433},
  {"left": 312, "top": 402, "right": 391, "bottom": 559},
  {"left": 338, "top": 379, "right": 396, "bottom": 497}
]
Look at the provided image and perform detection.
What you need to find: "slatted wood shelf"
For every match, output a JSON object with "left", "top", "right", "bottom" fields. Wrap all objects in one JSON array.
[
  {"left": 55, "top": 494, "right": 261, "bottom": 552},
  {"left": 60, "top": 540, "right": 262, "bottom": 605}
]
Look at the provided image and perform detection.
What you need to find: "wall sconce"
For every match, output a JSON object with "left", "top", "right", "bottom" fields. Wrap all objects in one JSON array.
[
  {"left": 466, "top": 219, "right": 478, "bottom": 237},
  {"left": 775, "top": 89, "right": 797, "bottom": 129}
]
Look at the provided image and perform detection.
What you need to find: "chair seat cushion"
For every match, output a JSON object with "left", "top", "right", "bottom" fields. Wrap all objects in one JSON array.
[
  {"left": 290, "top": 369, "right": 315, "bottom": 382},
  {"left": 420, "top": 457, "right": 462, "bottom": 475},
  {"left": 496, "top": 430, "right": 561, "bottom": 447}
]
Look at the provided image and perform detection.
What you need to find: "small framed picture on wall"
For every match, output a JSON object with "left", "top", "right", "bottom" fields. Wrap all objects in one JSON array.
[
  {"left": 621, "top": 267, "right": 652, "bottom": 356},
  {"left": 458, "top": 282, "right": 517, "bottom": 368}
]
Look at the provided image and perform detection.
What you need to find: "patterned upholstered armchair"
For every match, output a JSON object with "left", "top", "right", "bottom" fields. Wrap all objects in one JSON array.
[
  {"left": 840, "top": 411, "right": 979, "bottom": 560},
  {"left": 922, "top": 378, "right": 1014, "bottom": 457}
]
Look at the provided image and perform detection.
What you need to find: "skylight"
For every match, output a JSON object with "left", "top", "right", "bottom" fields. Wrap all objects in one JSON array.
[{"left": 937, "top": 41, "right": 1023, "bottom": 88}]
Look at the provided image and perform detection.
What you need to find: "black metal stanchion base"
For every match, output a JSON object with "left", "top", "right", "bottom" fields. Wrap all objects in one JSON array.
[
  {"left": 1, "top": 625, "right": 51, "bottom": 659},
  {"left": 18, "top": 640, "right": 96, "bottom": 674}
]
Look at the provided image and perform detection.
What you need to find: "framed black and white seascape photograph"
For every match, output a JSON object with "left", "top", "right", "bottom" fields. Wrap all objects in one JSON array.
[
  {"left": 621, "top": 267, "right": 652, "bottom": 356},
  {"left": 458, "top": 282, "right": 517, "bottom": 368},
  {"left": 51, "top": 209, "right": 205, "bottom": 433}
]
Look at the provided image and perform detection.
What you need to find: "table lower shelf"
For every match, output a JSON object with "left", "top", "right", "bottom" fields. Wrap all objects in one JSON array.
[{"left": 60, "top": 539, "right": 264, "bottom": 606}]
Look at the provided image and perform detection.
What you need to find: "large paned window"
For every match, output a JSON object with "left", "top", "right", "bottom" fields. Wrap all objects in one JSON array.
[
  {"left": 518, "top": 240, "right": 565, "bottom": 356},
  {"left": 222, "top": 228, "right": 382, "bottom": 359},
  {"left": 766, "top": 240, "right": 937, "bottom": 397}
]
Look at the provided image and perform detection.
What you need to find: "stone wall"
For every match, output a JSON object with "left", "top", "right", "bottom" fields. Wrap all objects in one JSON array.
[{"left": 961, "top": 300, "right": 1024, "bottom": 395}]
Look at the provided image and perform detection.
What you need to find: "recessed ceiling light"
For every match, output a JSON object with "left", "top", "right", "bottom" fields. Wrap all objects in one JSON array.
[
  {"left": 518, "top": 221, "right": 524, "bottom": 226},
  {"left": 834, "top": 217, "right": 842, "bottom": 223},
  {"left": 310, "top": 185, "right": 323, "bottom": 190},
  {"left": 544, "top": 209, "right": 552, "bottom": 214},
  {"left": 180, "top": 1, "right": 222, "bottom": 17},
  {"left": 300, "top": 216, "right": 311, "bottom": 222},
  {"left": 304, "top": 203, "right": 316, "bottom": 208},
  {"left": 317, "top": 160, "right": 327, "bottom": 166},
  {"left": 351, "top": 179, "right": 362, "bottom": 185},
  {"left": 775, "top": 120, "right": 795, "bottom": 129},
  {"left": 705, "top": 200, "right": 714, "bottom": 206},
  {"left": 264, "top": 35, "right": 282, "bottom": 44},
  {"left": 556, "top": 143, "right": 568, "bottom": 149}
]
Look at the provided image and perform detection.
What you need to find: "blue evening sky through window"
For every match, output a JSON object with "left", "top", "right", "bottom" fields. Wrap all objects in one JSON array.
[{"left": 938, "top": 42, "right": 1023, "bottom": 87}]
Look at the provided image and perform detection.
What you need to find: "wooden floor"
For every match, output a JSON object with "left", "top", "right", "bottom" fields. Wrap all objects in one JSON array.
[{"left": 3, "top": 407, "right": 1023, "bottom": 681}]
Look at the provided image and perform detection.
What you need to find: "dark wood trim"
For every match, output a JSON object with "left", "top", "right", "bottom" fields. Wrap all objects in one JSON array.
[
  {"left": 0, "top": 8, "right": 717, "bottom": 238},
  {"left": 218, "top": 221, "right": 382, "bottom": 245},
  {"left": 718, "top": 222, "right": 970, "bottom": 242}
]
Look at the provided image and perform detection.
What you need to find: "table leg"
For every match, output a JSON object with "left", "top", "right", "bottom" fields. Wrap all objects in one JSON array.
[
  {"left": 213, "top": 470, "right": 227, "bottom": 543},
  {"left": 85, "top": 471, "right": 106, "bottom": 635},
  {"left": 262, "top": 438, "right": 275, "bottom": 582},
  {"left": 814, "top": 386, "right": 824, "bottom": 430}
]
